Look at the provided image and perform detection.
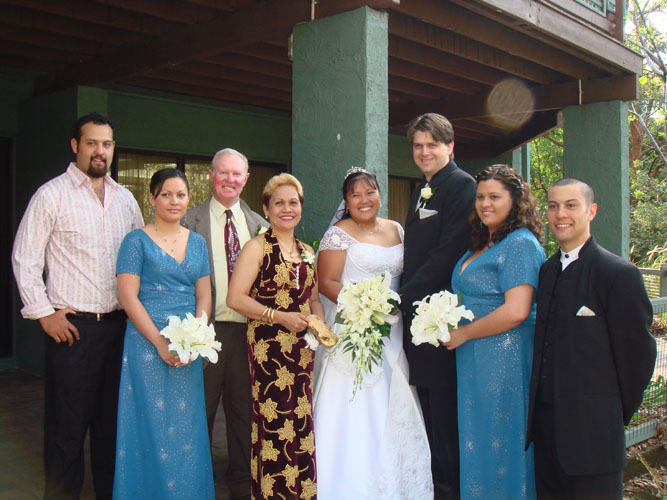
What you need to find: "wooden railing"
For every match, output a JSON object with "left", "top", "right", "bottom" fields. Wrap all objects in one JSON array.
[
  {"left": 626, "top": 297, "right": 667, "bottom": 447},
  {"left": 640, "top": 264, "right": 667, "bottom": 299}
]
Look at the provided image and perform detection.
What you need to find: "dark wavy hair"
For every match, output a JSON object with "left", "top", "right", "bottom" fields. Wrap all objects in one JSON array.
[
  {"left": 469, "top": 164, "right": 542, "bottom": 251},
  {"left": 337, "top": 171, "right": 380, "bottom": 221}
]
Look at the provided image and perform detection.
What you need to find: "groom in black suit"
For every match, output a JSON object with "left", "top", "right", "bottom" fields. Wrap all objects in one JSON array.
[
  {"left": 399, "top": 113, "right": 476, "bottom": 500},
  {"left": 527, "top": 178, "right": 656, "bottom": 500}
]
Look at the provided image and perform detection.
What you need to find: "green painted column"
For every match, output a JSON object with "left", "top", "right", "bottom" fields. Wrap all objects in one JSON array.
[
  {"left": 292, "top": 7, "right": 388, "bottom": 240},
  {"left": 563, "top": 100, "right": 629, "bottom": 258}
]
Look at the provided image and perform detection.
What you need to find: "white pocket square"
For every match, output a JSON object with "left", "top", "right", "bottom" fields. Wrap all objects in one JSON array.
[
  {"left": 419, "top": 208, "right": 438, "bottom": 220},
  {"left": 576, "top": 305, "right": 596, "bottom": 317}
]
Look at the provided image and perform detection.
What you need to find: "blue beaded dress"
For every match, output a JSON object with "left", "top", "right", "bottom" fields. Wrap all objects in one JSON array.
[
  {"left": 451, "top": 228, "right": 545, "bottom": 500},
  {"left": 113, "top": 229, "right": 215, "bottom": 500}
]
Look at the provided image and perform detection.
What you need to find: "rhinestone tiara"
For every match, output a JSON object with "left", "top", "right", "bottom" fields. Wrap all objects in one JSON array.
[{"left": 344, "top": 166, "right": 369, "bottom": 180}]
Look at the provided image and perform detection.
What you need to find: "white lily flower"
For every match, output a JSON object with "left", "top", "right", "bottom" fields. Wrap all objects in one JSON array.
[{"left": 160, "top": 311, "right": 222, "bottom": 364}]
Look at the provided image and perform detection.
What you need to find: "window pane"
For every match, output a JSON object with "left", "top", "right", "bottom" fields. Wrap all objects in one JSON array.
[
  {"left": 185, "top": 160, "right": 212, "bottom": 209},
  {"left": 388, "top": 176, "right": 413, "bottom": 227},
  {"left": 244, "top": 164, "right": 282, "bottom": 214},
  {"left": 117, "top": 153, "right": 177, "bottom": 222}
]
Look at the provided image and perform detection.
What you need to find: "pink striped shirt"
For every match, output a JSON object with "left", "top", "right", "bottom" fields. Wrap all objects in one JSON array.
[{"left": 12, "top": 163, "right": 144, "bottom": 319}]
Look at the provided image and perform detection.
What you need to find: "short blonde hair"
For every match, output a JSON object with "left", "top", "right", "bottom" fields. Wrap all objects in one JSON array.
[{"left": 262, "top": 173, "right": 304, "bottom": 206}]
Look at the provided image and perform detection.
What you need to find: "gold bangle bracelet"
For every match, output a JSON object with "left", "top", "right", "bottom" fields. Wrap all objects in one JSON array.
[
  {"left": 269, "top": 308, "right": 276, "bottom": 325},
  {"left": 260, "top": 307, "right": 269, "bottom": 322}
]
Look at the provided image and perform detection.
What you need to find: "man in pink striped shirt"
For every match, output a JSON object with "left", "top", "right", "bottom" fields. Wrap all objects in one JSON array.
[{"left": 12, "top": 112, "right": 143, "bottom": 500}]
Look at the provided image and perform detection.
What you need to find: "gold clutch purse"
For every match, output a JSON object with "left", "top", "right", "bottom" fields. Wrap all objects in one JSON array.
[{"left": 307, "top": 315, "right": 337, "bottom": 348}]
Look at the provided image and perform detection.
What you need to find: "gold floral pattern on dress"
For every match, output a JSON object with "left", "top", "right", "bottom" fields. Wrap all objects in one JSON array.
[
  {"left": 294, "top": 394, "right": 311, "bottom": 420},
  {"left": 252, "top": 381, "right": 261, "bottom": 400},
  {"left": 247, "top": 321, "right": 257, "bottom": 343},
  {"left": 274, "top": 365, "right": 295, "bottom": 391},
  {"left": 276, "top": 330, "right": 297, "bottom": 354},
  {"left": 273, "top": 262, "right": 291, "bottom": 287},
  {"left": 299, "top": 302, "right": 311, "bottom": 317},
  {"left": 275, "top": 288, "right": 293, "bottom": 309},
  {"left": 261, "top": 473, "right": 276, "bottom": 499},
  {"left": 298, "top": 347, "right": 313, "bottom": 369},
  {"left": 260, "top": 439, "right": 280, "bottom": 462},
  {"left": 282, "top": 464, "right": 300, "bottom": 488},
  {"left": 300, "top": 478, "right": 317, "bottom": 500},
  {"left": 251, "top": 422, "right": 258, "bottom": 444},
  {"left": 303, "top": 268, "right": 314, "bottom": 289},
  {"left": 251, "top": 455, "right": 258, "bottom": 481},
  {"left": 299, "top": 431, "right": 315, "bottom": 455},
  {"left": 253, "top": 339, "right": 269, "bottom": 364},
  {"left": 263, "top": 239, "right": 274, "bottom": 256},
  {"left": 276, "top": 419, "right": 296, "bottom": 443},
  {"left": 259, "top": 398, "right": 279, "bottom": 422}
]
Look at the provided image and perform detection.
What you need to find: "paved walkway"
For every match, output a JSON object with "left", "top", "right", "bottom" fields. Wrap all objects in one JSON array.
[{"left": 0, "top": 369, "right": 232, "bottom": 499}]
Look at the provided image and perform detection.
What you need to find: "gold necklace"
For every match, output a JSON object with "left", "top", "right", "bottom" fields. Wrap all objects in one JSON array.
[
  {"left": 276, "top": 236, "right": 297, "bottom": 258},
  {"left": 154, "top": 225, "right": 181, "bottom": 254}
]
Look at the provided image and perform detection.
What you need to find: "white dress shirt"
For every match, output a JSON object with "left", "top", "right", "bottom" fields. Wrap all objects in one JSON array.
[
  {"left": 12, "top": 163, "right": 144, "bottom": 319},
  {"left": 209, "top": 198, "right": 252, "bottom": 323},
  {"left": 559, "top": 242, "right": 585, "bottom": 270}
]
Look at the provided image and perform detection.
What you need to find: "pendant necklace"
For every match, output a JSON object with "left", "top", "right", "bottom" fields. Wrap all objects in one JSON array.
[{"left": 155, "top": 225, "right": 181, "bottom": 254}]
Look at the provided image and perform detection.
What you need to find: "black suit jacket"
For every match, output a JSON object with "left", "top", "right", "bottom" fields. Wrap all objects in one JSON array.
[
  {"left": 399, "top": 160, "right": 476, "bottom": 387},
  {"left": 526, "top": 237, "right": 656, "bottom": 475}
]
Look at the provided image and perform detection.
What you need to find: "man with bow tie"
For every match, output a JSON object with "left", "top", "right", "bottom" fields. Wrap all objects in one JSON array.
[
  {"left": 526, "top": 177, "right": 656, "bottom": 500},
  {"left": 399, "top": 113, "right": 476, "bottom": 500},
  {"left": 184, "top": 148, "right": 267, "bottom": 500}
]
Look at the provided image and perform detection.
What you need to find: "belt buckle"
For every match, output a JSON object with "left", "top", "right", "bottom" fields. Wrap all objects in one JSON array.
[{"left": 96, "top": 313, "right": 102, "bottom": 321}]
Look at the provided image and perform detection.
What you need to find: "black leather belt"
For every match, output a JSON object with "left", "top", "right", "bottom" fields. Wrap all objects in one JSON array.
[{"left": 67, "top": 310, "right": 126, "bottom": 321}]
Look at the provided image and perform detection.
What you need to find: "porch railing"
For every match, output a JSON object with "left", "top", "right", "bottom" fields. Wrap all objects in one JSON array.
[
  {"left": 626, "top": 296, "right": 667, "bottom": 447},
  {"left": 640, "top": 264, "right": 667, "bottom": 299}
]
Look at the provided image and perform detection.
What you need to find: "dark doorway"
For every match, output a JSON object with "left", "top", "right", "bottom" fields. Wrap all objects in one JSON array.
[{"left": 0, "top": 137, "right": 13, "bottom": 357}]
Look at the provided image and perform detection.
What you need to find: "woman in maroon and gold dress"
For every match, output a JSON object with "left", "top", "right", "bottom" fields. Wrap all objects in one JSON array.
[{"left": 228, "top": 173, "right": 324, "bottom": 500}]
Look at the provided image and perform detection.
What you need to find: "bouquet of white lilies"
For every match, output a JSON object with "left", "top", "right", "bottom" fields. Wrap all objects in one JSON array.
[
  {"left": 335, "top": 271, "right": 400, "bottom": 397},
  {"left": 411, "top": 291, "right": 474, "bottom": 346},
  {"left": 160, "top": 312, "right": 222, "bottom": 364}
]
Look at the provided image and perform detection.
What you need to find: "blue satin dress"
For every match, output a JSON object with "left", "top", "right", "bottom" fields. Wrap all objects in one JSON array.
[
  {"left": 113, "top": 229, "right": 214, "bottom": 500},
  {"left": 452, "top": 228, "right": 545, "bottom": 500}
]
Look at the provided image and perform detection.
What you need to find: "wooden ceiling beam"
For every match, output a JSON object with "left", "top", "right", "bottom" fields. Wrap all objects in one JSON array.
[
  {"left": 92, "top": 0, "right": 219, "bottom": 25},
  {"left": 202, "top": 53, "right": 292, "bottom": 80},
  {"left": 36, "top": 0, "right": 390, "bottom": 95},
  {"left": 389, "top": 36, "right": 509, "bottom": 87},
  {"left": 389, "top": 57, "right": 487, "bottom": 95},
  {"left": 458, "top": 0, "right": 642, "bottom": 74},
  {"left": 391, "top": 0, "right": 605, "bottom": 80},
  {"left": 489, "top": 110, "right": 559, "bottom": 156},
  {"left": 179, "top": 61, "right": 292, "bottom": 92},
  {"left": 36, "top": 0, "right": 307, "bottom": 94},
  {"left": 120, "top": 75, "right": 291, "bottom": 111},
  {"left": 232, "top": 43, "right": 291, "bottom": 65},
  {"left": 1, "top": 0, "right": 169, "bottom": 36},
  {"left": 389, "top": 74, "right": 450, "bottom": 100},
  {"left": 388, "top": 13, "right": 565, "bottom": 85},
  {"left": 0, "top": 4, "right": 153, "bottom": 45},
  {"left": 389, "top": 73, "right": 638, "bottom": 126},
  {"left": 0, "top": 24, "right": 103, "bottom": 55},
  {"left": 148, "top": 68, "right": 291, "bottom": 101}
]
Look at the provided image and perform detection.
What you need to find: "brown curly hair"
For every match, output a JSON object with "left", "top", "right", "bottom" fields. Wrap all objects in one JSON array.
[{"left": 469, "top": 164, "right": 542, "bottom": 251}]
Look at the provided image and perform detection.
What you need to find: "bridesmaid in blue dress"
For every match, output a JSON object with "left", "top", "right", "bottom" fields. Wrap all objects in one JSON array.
[
  {"left": 113, "top": 168, "right": 215, "bottom": 500},
  {"left": 444, "top": 165, "right": 545, "bottom": 500}
]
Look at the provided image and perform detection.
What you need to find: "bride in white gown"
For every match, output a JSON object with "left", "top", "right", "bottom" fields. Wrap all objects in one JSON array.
[{"left": 313, "top": 168, "right": 433, "bottom": 500}]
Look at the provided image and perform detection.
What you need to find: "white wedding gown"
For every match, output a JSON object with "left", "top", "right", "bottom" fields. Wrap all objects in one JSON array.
[{"left": 313, "top": 224, "right": 433, "bottom": 500}]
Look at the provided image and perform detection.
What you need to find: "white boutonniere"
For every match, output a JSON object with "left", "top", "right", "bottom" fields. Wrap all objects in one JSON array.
[
  {"left": 256, "top": 226, "right": 268, "bottom": 235},
  {"left": 301, "top": 250, "right": 315, "bottom": 268},
  {"left": 420, "top": 186, "right": 437, "bottom": 201}
]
